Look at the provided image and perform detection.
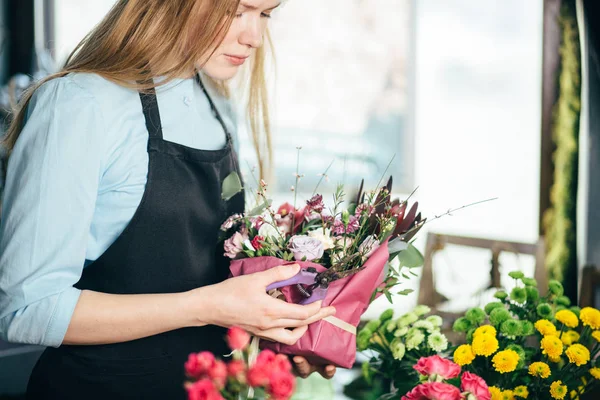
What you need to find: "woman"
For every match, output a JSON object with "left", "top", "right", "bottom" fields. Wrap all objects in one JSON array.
[{"left": 0, "top": 1, "right": 336, "bottom": 398}]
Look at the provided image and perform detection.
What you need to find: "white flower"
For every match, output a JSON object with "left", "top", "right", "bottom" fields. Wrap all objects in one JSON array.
[
  {"left": 427, "top": 332, "right": 448, "bottom": 352},
  {"left": 394, "top": 326, "right": 409, "bottom": 337},
  {"left": 390, "top": 339, "right": 406, "bottom": 360},
  {"left": 307, "top": 228, "right": 335, "bottom": 250},
  {"left": 243, "top": 239, "right": 256, "bottom": 252},
  {"left": 258, "top": 223, "right": 281, "bottom": 240},
  {"left": 426, "top": 315, "right": 443, "bottom": 328},
  {"left": 413, "top": 320, "right": 436, "bottom": 334},
  {"left": 358, "top": 235, "right": 380, "bottom": 258},
  {"left": 405, "top": 329, "right": 425, "bottom": 350},
  {"left": 413, "top": 305, "right": 431, "bottom": 316}
]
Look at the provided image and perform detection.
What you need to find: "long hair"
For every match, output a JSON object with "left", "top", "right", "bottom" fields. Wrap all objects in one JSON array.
[{"left": 3, "top": 0, "right": 272, "bottom": 178}]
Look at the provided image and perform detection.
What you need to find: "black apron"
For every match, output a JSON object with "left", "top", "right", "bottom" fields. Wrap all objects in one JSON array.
[{"left": 27, "top": 75, "right": 245, "bottom": 400}]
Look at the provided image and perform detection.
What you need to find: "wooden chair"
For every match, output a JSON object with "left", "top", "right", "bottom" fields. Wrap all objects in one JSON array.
[{"left": 417, "top": 232, "right": 547, "bottom": 340}]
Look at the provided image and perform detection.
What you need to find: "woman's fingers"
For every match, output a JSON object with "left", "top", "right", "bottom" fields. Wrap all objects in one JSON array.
[{"left": 268, "top": 306, "right": 336, "bottom": 329}]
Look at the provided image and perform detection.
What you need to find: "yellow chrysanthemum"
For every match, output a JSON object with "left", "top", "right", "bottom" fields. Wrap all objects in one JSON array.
[
  {"left": 590, "top": 367, "right": 600, "bottom": 379},
  {"left": 565, "top": 344, "right": 590, "bottom": 366},
  {"left": 542, "top": 335, "right": 564, "bottom": 358},
  {"left": 555, "top": 310, "right": 579, "bottom": 328},
  {"left": 501, "top": 390, "right": 515, "bottom": 400},
  {"left": 548, "top": 354, "right": 562, "bottom": 363},
  {"left": 474, "top": 325, "right": 497, "bottom": 338},
  {"left": 514, "top": 385, "right": 529, "bottom": 398},
  {"left": 529, "top": 362, "right": 551, "bottom": 378},
  {"left": 550, "top": 380, "right": 567, "bottom": 399},
  {"left": 580, "top": 307, "right": 600, "bottom": 329},
  {"left": 560, "top": 330, "right": 580, "bottom": 346},
  {"left": 472, "top": 333, "right": 499, "bottom": 357},
  {"left": 454, "top": 344, "right": 476, "bottom": 366},
  {"left": 489, "top": 386, "right": 503, "bottom": 400},
  {"left": 535, "top": 319, "right": 558, "bottom": 336},
  {"left": 492, "top": 349, "right": 520, "bottom": 373},
  {"left": 592, "top": 331, "right": 600, "bottom": 343}
]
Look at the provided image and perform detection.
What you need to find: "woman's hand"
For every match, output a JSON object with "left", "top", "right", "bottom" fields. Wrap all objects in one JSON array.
[
  {"left": 292, "top": 356, "right": 337, "bottom": 379},
  {"left": 194, "top": 264, "right": 336, "bottom": 345}
]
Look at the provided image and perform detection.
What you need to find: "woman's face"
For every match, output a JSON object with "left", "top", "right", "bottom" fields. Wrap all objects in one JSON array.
[{"left": 201, "top": 0, "right": 280, "bottom": 80}]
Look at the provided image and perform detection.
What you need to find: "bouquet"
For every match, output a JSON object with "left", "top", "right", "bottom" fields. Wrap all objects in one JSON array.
[
  {"left": 221, "top": 171, "right": 425, "bottom": 368},
  {"left": 357, "top": 306, "right": 452, "bottom": 395},
  {"left": 185, "top": 326, "right": 297, "bottom": 400},
  {"left": 448, "top": 272, "right": 600, "bottom": 399}
]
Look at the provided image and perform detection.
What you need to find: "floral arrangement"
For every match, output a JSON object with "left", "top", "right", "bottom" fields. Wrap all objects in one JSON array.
[
  {"left": 353, "top": 272, "right": 600, "bottom": 399},
  {"left": 450, "top": 272, "right": 600, "bottom": 399},
  {"left": 185, "top": 326, "right": 296, "bottom": 400},
  {"left": 221, "top": 174, "right": 425, "bottom": 301},
  {"left": 357, "top": 306, "right": 452, "bottom": 395}
]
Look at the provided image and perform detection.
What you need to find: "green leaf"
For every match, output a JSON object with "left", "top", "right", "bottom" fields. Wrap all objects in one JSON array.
[
  {"left": 384, "top": 290, "right": 393, "bottom": 303},
  {"left": 395, "top": 244, "right": 424, "bottom": 269},
  {"left": 221, "top": 171, "right": 243, "bottom": 201},
  {"left": 401, "top": 273, "right": 410, "bottom": 279},
  {"left": 397, "top": 289, "right": 414, "bottom": 296},
  {"left": 247, "top": 199, "right": 273, "bottom": 217}
]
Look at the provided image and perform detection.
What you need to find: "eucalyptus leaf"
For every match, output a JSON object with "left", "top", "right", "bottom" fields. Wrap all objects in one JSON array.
[
  {"left": 247, "top": 199, "right": 273, "bottom": 217},
  {"left": 395, "top": 243, "right": 424, "bottom": 269},
  {"left": 221, "top": 171, "right": 243, "bottom": 201},
  {"left": 388, "top": 237, "right": 409, "bottom": 253}
]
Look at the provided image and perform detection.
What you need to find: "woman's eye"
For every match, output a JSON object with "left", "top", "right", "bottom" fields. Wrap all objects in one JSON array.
[{"left": 261, "top": 12, "right": 272, "bottom": 19}]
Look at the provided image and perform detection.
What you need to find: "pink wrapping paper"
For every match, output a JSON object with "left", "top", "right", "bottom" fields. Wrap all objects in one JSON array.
[{"left": 229, "top": 240, "right": 389, "bottom": 368}]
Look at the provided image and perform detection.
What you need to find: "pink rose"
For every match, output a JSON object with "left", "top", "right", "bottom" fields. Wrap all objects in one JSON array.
[
  {"left": 208, "top": 360, "right": 227, "bottom": 389},
  {"left": 461, "top": 372, "right": 491, "bottom": 400},
  {"left": 227, "top": 360, "right": 246, "bottom": 382},
  {"left": 402, "top": 383, "right": 462, "bottom": 400},
  {"left": 414, "top": 356, "right": 461, "bottom": 381},
  {"left": 273, "top": 354, "right": 292, "bottom": 372},
  {"left": 268, "top": 370, "right": 296, "bottom": 400},
  {"left": 224, "top": 231, "right": 247, "bottom": 259},
  {"left": 226, "top": 327, "right": 251, "bottom": 350},
  {"left": 247, "top": 363, "right": 271, "bottom": 387},
  {"left": 186, "top": 379, "right": 224, "bottom": 400},
  {"left": 185, "top": 351, "right": 215, "bottom": 378},
  {"left": 256, "top": 349, "right": 277, "bottom": 365}
]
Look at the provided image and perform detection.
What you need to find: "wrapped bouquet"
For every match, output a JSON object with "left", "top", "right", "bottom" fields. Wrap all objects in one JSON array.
[{"left": 221, "top": 172, "right": 425, "bottom": 368}]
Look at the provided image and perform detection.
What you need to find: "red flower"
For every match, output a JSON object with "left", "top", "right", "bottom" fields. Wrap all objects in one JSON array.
[
  {"left": 227, "top": 360, "right": 246, "bottom": 381},
  {"left": 247, "top": 363, "right": 271, "bottom": 387},
  {"left": 268, "top": 370, "right": 296, "bottom": 400},
  {"left": 461, "top": 372, "right": 491, "bottom": 400},
  {"left": 402, "top": 382, "right": 462, "bottom": 400},
  {"left": 277, "top": 203, "right": 295, "bottom": 217},
  {"left": 413, "top": 355, "right": 461, "bottom": 380},
  {"left": 226, "top": 327, "right": 251, "bottom": 351},
  {"left": 256, "top": 349, "right": 277, "bottom": 365},
  {"left": 186, "top": 379, "right": 224, "bottom": 400},
  {"left": 273, "top": 354, "right": 292, "bottom": 372},
  {"left": 292, "top": 207, "right": 307, "bottom": 233},
  {"left": 185, "top": 351, "right": 216, "bottom": 378},
  {"left": 251, "top": 236, "right": 264, "bottom": 250},
  {"left": 306, "top": 194, "right": 324, "bottom": 213},
  {"left": 208, "top": 360, "right": 227, "bottom": 389}
]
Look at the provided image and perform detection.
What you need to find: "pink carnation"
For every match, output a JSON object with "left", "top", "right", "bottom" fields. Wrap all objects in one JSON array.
[
  {"left": 332, "top": 215, "right": 360, "bottom": 235},
  {"left": 185, "top": 351, "right": 216, "bottom": 378},
  {"left": 226, "top": 327, "right": 251, "bottom": 350},
  {"left": 461, "top": 372, "right": 491, "bottom": 400},
  {"left": 413, "top": 356, "right": 461, "bottom": 381},
  {"left": 402, "top": 382, "right": 462, "bottom": 400},
  {"left": 186, "top": 378, "right": 224, "bottom": 400}
]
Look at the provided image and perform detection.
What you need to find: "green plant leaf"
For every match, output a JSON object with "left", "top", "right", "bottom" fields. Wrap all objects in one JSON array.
[
  {"left": 395, "top": 244, "right": 424, "bottom": 269},
  {"left": 247, "top": 199, "right": 273, "bottom": 217},
  {"left": 221, "top": 171, "right": 243, "bottom": 201},
  {"left": 397, "top": 289, "right": 414, "bottom": 296}
]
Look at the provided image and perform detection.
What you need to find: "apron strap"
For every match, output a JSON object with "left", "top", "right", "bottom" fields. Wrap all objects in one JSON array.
[{"left": 139, "top": 88, "right": 164, "bottom": 140}]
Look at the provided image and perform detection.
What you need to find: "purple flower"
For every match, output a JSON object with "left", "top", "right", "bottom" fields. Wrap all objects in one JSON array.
[
  {"left": 288, "top": 235, "right": 324, "bottom": 261},
  {"left": 332, "top": 215, "right": 360, "bottom": 235},
  {"left": 224, "top": 231, "right": 247, "bottom": 259},
  {"left": 306, "top": 194, "right": 325, "bottom": 213}
]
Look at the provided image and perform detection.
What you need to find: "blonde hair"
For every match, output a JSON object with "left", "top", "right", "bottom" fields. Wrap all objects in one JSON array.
[{"left": 3, "top": 0, "right": 272, "bottom": 178}]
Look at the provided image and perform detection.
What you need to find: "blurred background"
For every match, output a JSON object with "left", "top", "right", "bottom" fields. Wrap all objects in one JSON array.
[{"left": 0, "top": 0, "right": 599, "bottom": 398}]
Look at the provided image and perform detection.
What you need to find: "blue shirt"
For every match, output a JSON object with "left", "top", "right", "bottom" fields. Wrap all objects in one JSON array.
[{"left": 0, "top": 72, "right": 237, "bottom": 347}]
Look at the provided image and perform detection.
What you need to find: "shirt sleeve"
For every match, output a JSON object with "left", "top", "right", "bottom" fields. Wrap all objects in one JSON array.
[{"left": 0, "top": 76, "right": 105, "bottom": 347}]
